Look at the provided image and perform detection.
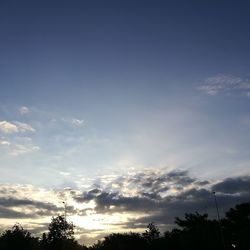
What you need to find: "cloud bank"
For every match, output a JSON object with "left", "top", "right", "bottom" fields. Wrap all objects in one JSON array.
[{"left": 0, "top": 169, "right": 249, "bottom": 245}]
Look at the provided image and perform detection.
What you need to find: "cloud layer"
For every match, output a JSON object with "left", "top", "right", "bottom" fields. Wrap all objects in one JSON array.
[
  {"left": 198, "top": 75, "right": 250, "bottom": 96},
  {"left": 0, "top": 169, "right": 249, "bottom": 245}
]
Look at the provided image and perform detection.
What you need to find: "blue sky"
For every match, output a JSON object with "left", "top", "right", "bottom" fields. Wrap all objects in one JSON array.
[{"left": 0, "top": 0, "right": 250, "bottom": 245}]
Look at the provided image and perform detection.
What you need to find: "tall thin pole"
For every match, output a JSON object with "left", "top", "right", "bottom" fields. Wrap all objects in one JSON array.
[
  {"left": 62, "top": 201, "right": 67, "bottom": 250},
  {"left": 212, "top": 192, "right": 226, "bottom": 250},
  {"left": 62, "top": 201, "right": 67, "bottom": 221},
  {"left": 213, "top": 192, "right": 221, "bottom": 221}
]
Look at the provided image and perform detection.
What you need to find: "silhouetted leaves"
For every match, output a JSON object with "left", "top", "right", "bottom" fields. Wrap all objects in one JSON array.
[
  {"left": 142, "top": 222, "right": 160, "bottom": 242},
  {"left": 0, "top": 224, "right": 39, "bottom": 250},
  {"left": 89, "top": 233, "right": 147, "bottom": 250},
  {"left": 47, "top": 215, "right": 74, "bottom": 242},
  {"left": 223, "top": 202, "right": 250, "bottom": 250},
  {"left": 42, "top": 215, "right": 86, "bottom": 250}
]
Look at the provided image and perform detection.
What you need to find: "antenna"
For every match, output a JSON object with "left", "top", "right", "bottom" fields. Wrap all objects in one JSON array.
[
  {"left": 212, "top": 192, "right": 225, "bottom": 250},
  {"left": 62, "top": 201, "right": 67, "bottom": 221}
]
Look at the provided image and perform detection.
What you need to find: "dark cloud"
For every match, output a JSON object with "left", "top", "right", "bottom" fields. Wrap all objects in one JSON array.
[
  {"left": 106, "top": 169, "right": 199, "bottom": 196},
  {"left": 0, "top": 197, "right": 62, "bottom": 218},
  {"left": 194, "top": 180, "right": 210, "bottom": 186},
  {"left": 95, "top": 192, "right": 157, "bottom": 213},
  {"left": 141, "top": 192, "right": 161, "bottom": 200},
  {"left": 132, "top": 180, "right": 250, "bottom": 229},
  {"left": 212, "top": 176, "right": 250, "bottom": 194},
  {"left": 1, "top": 170, "right": 250, "bottom": 244},
  {"left": 118, "top": 184, "right": 250, "bottom": 232},
  {"left": 0, "top": 197, "right": 58, "bottom": 209},
  {"left": 0, "top": 205, "right": 32, "bottom": 218},
  {"left": 73, "top": 173, "right": 250, "bottom": 232},
  {"left": 73, "top": 169, "right": 206, "bottom": 215},
  {"left": 74, "top": 189, "right": 101, "bottom": 202}
]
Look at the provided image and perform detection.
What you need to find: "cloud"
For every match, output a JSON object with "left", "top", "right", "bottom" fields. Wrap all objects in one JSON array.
[
  {"left": 73, "top": 170, "right": 250, "bottom": 231},
  {"left": 0, "top": 170, "right": 250, "bottom": 244},
  {"left": 19, "top": 106, "right": 29, "bottom": 114},
  {"left": 75, "top": 190, "right": 157, "bottom": 214},
  {"left": 92, "top": 169, "right": 201, "bottom": 197},
  {"left": 0, "top": 197, "right": 60, "bottom": 219},
  {"left": 71, "top": 118, "right": 84, "bottom": 127},
  {"left": 0, "top": 136, "right": 39, "bottom": 156},
  {"left": 0, "top": 197, "right": 59, "bottom": 210},
  {"left": 14, "top": 122, "right": 35, "bottom": 132},
  {"left": 0, "top": 185, "right": 68, "bottom": 219},
  {"left": 0, "top": 121, "right": 35, "bottom": 134},
  {"left": 0, "top": 121, "right": 18, "bottom": 133},
  {"left": 109, "top": 183, "right": 250, "bottom": 230},
  {"left": 59, "top": 171, "right": 71, "bottom": 176},
  {"left": 198, "top": 75, "right": 250, "bottom": 96},
  {"left": 0, "top": 206, "right": 31, "bottom": 218},
  {"left": 0, "top": 140, "right": 11, "bottom": 146},
  {"left": 212, "top": 176, "right": 250, "bottom": 194},
  {"left": 10, "top": 144, "right": 40, "bottom": 156}
]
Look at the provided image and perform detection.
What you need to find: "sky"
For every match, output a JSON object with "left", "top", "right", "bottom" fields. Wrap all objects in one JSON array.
[{"left": 0, "top": 0, "right": 250, "bottom": 245}]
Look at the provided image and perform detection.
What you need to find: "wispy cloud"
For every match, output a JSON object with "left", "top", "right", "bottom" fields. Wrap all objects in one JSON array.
[
  {"left": 0, "top": 121, "right": 35, "bottom": 134},
  {"left": 19, "top": 106, "right": 29, "bottom": 114},
  {"left": 10, "top": 144, "right": 40, "bottom": 156},
  {"left": 71, "top": 118, "right": 84, "bottom": 127},
  {"left": 198, "top": 75, "right": 250, "bottom": 96},
  {"left": 14, "top": 122, "right": 35, "bottom": 132},
  {"left": 0, "top": 136, "right": 39, "bottom": 156},
  {"left": 59, "top": 171, "right": 71, "bottom": 176},
  {"left": 0, "top": 139, "right": 11, "bottom": 146},
  {"left": 0, "top": 120, "right": 37, "bottom": 155}
]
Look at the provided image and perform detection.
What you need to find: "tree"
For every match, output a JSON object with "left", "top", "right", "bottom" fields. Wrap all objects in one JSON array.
[
  {"left": 0, "top": 224, "right": 39, "bottom": 250},
  {"left": 174, "top": 212, "right": 221, "bottom": 250},
  {"left": 89, "top": 232, "right": 147, "bottom": 250},
  {"left": 142, "top": 223, "right": 160, "bottom": 242},
  {"left": 223, "top": 202, "right": 250, "bottom": 250},
  {"left": 175, "top": 212, "right": 209, "bottom": 230},
  {"left": 47, "top": 215, "right": 74, "bottom": 242},
  {"left": 42, "top": 215, "right": 82, "bottom": 250}
]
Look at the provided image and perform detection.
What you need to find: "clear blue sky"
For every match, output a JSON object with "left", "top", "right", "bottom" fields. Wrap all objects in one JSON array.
[{"left": 0, "top": 0, "right": 250, "bottom": 243}]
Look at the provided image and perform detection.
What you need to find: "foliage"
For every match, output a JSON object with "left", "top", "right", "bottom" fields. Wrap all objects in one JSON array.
[
  {"left": 175, "top": 212, "right": 209, "bottom": 230},
  {"left": 142, "top": 222, "right": 160, "bottom": 242},
  {"left": 42, "top": 215, "right": 85, "bottom": 250},
  {"left": 47, "top": 215, "right": 75, "bottom": 242},
  {"left": 89, "top": 232, "right": 147, "bottom": 250},
  {"left": 223, "top": 202, "right": 250, "bottom": 250},
  {"left": 0, "top": 224, "right": 39, "bottom": 250}
]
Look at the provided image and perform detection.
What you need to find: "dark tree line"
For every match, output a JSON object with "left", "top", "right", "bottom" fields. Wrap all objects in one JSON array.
[{"left": 0, "top": 202, "right": 249, "bottom": 250}]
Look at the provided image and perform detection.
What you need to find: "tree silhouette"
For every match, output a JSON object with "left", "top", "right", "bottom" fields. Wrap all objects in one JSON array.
[
  {"left": 0, "top": 202, "right": 249, "bottom": 250},
  {"left": 47, "top": 215, "right": 74, "bottom": 242},
  {"left": 173, "top": 212, "right": 221, "bottom": 250},
  {"left": 0, "top": 224, "right": 39, "bottom": 250},
  {"left": 175, "top": 212, "right": 209, "bottom": 230},
  {"left": 89, "top": 232, "right": 147, "bottom": 250},
  {"left": 223, "top": 202, "right": 250, "bottom": 250},
  {"left": 42, "top": 215, "right": 85, "bottom": 250},
  {"left": 142, "top": 223, "right": 160, "bottom": 242}
]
